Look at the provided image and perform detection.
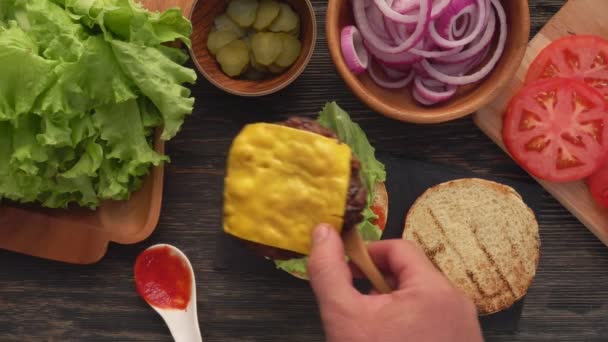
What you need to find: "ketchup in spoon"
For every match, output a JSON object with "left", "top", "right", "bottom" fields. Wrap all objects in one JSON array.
[
  {"left": 134, "top": 244, "right": 202, "bottom": 342},
  {"left": 135, "top": 245, "right": 192, "bottom": 310}
]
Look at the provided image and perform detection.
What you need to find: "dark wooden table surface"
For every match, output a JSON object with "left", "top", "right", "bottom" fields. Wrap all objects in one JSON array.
[{"left": 2, "top": 0, "right": 608, "bottom": 341}]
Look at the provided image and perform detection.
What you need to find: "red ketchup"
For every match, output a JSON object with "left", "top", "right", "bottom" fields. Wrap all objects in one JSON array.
[{"left": 134, "top": 245, "right": 192, "bottom": 310}]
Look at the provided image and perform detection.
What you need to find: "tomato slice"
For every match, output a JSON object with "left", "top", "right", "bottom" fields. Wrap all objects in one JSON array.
[
  {"left": 371, "top": 203, "right": 387, "bottom": 231},
  {"left": 588, "top": 163, "right": 608, "bottom": 209},
  {"left": 370, "top": 183, "right": 388, "bottom": 231},
  {"left": 525, "top": 35, "right": 608, "bottom": 100},
  {"left": 503, "top": 78, "right": 608, "bottom": 182}
]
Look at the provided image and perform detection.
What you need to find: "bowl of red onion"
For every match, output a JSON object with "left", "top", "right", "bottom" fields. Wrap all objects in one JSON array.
[{"left": 327, "top": 0, "right": 529, "bottom": 123}]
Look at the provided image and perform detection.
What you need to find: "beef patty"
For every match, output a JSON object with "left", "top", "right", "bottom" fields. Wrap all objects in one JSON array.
[{"left": 240, "top": 117, "right": 367, "bottom": 260}]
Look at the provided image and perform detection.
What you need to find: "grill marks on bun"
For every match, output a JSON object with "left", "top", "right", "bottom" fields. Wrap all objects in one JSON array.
[{"left": 403, "top": 178, "right": 540, "bottom": 315}]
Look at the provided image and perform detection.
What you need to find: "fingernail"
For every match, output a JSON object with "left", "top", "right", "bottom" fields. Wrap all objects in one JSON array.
[{"left": 312, "top": 224, "right": 330, "bottom": 244}]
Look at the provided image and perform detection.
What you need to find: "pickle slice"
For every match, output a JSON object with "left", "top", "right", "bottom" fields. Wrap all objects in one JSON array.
[
  {"left": 214, "top": 14, "right": 246, "bottom": 37},
  {"left": 244, "top": 34, "right": 268, "bottom": 71},
  {"left": 207, "top": 30, "right": 238, "bottom": 56},
  {"left": 242, "top": 35, "right": 252, "bottom": 49},
  {"left": 243, "top": 68, "right": 267, "bottom": 80},
  {"left": 250, "top": 51, "right": 268, "bottom": 72},
  {"left": 268, "top": 3, "right": 299, "bottom": 33},
  {"left": 274, "top": 33, "right": 301, "bottom": 67},
  {"left": 217, "top": 39, "right": 250, "bottom": 77},
  {"left": 287, "top": 20, "right": 300, "bottom": 37},
  {"left": 253, "top": 0, "right": 280, "bottom": 31},
  {"left": 226, "top": 0, "right": 259, "bottom": 28},
  {"left": 267, "top": 63, "right": 287, "bottom": 74},
  {"left": 251, "top": 32, "right": 283, "bottom": 66}
]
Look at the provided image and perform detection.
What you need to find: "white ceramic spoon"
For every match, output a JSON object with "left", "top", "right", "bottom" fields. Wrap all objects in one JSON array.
[{"left": 135, "top": 244, "right": 203, "bottom": 342}]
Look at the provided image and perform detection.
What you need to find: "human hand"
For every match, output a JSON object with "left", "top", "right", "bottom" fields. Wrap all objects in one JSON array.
[{"left": 307, "top": 224, "right": 484, "bottom": 342}]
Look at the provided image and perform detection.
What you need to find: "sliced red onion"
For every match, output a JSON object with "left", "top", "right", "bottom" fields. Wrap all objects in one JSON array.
[
  {"left": 430, "top": 42, "right": 490, "bottom": 79},
  {"left": 434, "top": 0, "right": 477, "bottom": 38},
  {"left": 370, "top": 0, "right": 428, "bottom": 24},
  {"left": 366, "top": 42, "right": 422, "bottom": 71},
  {"left": 378, "top": 60, "right": 417, "bottom": 71},
  {"left": 412, "top": 62, "right": 428, "bottom": 77},
  {"left": 396, "top": 21, "right": 411, "bottom": 40},
  {"left": 381, "top": 64, "right": 410, "bottom": 79},
  {"left": 368, "top": 59, "right": 416, "bottom": 88},
  {"left": 432, "top": 48, "right": 485, "bottom": 75},
  {"left": 410, "top": 42, "right": 463, "bottom": 58},
  {"left": 341, "top": 26, "right": 370, "bottom": 74},
  {"left": 451, "top": 11, "right": 472, "bottom": 38},
  {"left": 342, "top": 0, "right": 507, "bottom": 106},
  {"left": 432, "top": 6, "right": 495, "bottom": 64},
  {"left": 384, "top": 16, "right": 416, "bottom": 42},
  {"left": 413, "top": 90, "right": 439, "bottom": 105},
  {"left": 354, "top": 0, "right": 430, "bottom": 53},
  {"left": 421, "top": 0, "right": 506, "bottom": 85},
  {"left": 384, "top": 16, "right": 403, "bottom": 42},
  {"left": 367, "top": 2, "right": 392, "bottom": 41},
  {"left": 414, "top": 76, "right": 457, "bottom": 102},
  {"left": 393, "top": 0, "right": 452, "bottom": 19},
  {"left": 429, "top": 0, "right": 487, "bottom": 49},
  {"left": 429, "top": 0, "right": 452, "bottom": 18},
  {"left": 391, "top": 0, "right": 418, "bottom": 13}
]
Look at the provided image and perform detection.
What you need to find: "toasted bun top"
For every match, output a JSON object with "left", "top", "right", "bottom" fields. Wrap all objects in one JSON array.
[
  {"left": 224, "top": 123, "right": 352, "bottom": 255},
  {"left": 403, "top": 178, "right": 540, "bottom": 315}
]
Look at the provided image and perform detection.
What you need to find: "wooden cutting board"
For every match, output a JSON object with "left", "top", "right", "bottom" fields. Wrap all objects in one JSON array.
[
  {"left": 474, "top": 0, "right": 608, "bottom": 246},
  {"left": 0, "top": 0, "right": 196, "bottom": 264}
]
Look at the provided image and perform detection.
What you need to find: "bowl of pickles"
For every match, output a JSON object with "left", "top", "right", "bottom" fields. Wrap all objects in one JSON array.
[{"left": 190, "top": 0, "right": 317, "bottom": 96}]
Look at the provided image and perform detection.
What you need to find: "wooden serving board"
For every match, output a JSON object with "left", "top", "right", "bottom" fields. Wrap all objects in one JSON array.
[
  {"left": 0, "top": 0, "right": 196, "bottom": 264},
  {"left": 474, "top": 0, "right": 608, "bottom": 246}
]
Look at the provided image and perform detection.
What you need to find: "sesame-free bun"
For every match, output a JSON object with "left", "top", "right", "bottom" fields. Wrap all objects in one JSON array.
[{"left": 403, "top": 178, "right": 540, "bottom": 315}]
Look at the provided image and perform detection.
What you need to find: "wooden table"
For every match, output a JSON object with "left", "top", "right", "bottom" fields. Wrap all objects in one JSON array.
[{"left": 1, "top": 0, "right": 607, "bottom": 341}]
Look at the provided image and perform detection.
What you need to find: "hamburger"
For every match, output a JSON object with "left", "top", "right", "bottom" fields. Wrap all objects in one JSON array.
[{"left": 223, "top": 102, "right": 388, "bottom": 279}]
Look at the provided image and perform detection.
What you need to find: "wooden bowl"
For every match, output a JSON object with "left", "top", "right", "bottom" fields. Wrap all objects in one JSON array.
[
  {"left": 326, "top": 0, "right": 530, "bottom": 123},
  {"left": 190, "top": 0, "right": 317, "bottom": 96}
]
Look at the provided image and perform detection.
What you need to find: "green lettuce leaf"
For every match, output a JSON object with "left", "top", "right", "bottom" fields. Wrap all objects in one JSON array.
[
  {"left": 317, "top": 101, "right": 385, "bottom": 241},
  {"left": 358, "top": 209, "right": 383, "bottom": 241},
  {"left": 10, "top": 0, "right": 86, "bottom": 61},
  {"left": 93, "top": 99, "right": 166, "bottom": 168},
  {"left": 36, "top": 35, "right": 137, "bottom": 116},
  {"left": 61, "top": 140, "right": 103, "bottom": 178},
  {"left": 275, "top": 258, "right": 308, "bottom": 277},
  {"left": 317, "top": 102, "right": 387, "bottom": 192},
  {"left": 64, "top": 0, "right": 192, "bottom": 48},
  {"left": 11, "top": 114, "right": 50, "bottom": 175},
  {"left": 275, "top": 102, "right": 386, "bottom": 278},
  {"left": 37, "top": 112, "right": 74, "bottom": 147},
  {"left": 0, "top": 23, "right": 57, "bottom": 122},
  {"left": 110, "top": 39, "right": 196, "bottom": 140},
  {"left": 0, "top": 0, "right": 195, "bottom": 209},
  {"left": 0, "top": 122, "right": 13, "bottom": 182}
]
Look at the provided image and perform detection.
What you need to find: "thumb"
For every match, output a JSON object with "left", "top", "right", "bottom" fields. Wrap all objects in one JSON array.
[{"left": 307, "top": 224, "right": 358, "bottom": 305}]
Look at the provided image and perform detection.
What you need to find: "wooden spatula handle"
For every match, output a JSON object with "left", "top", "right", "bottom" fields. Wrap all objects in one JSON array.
[{"left": 343, "top": 228, "right": 392, "bottom": 294}]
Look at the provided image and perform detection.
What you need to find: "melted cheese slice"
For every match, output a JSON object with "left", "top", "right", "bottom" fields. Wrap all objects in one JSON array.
[{"left": 223, "top": 123, "right": 352, "bottom": 255}]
